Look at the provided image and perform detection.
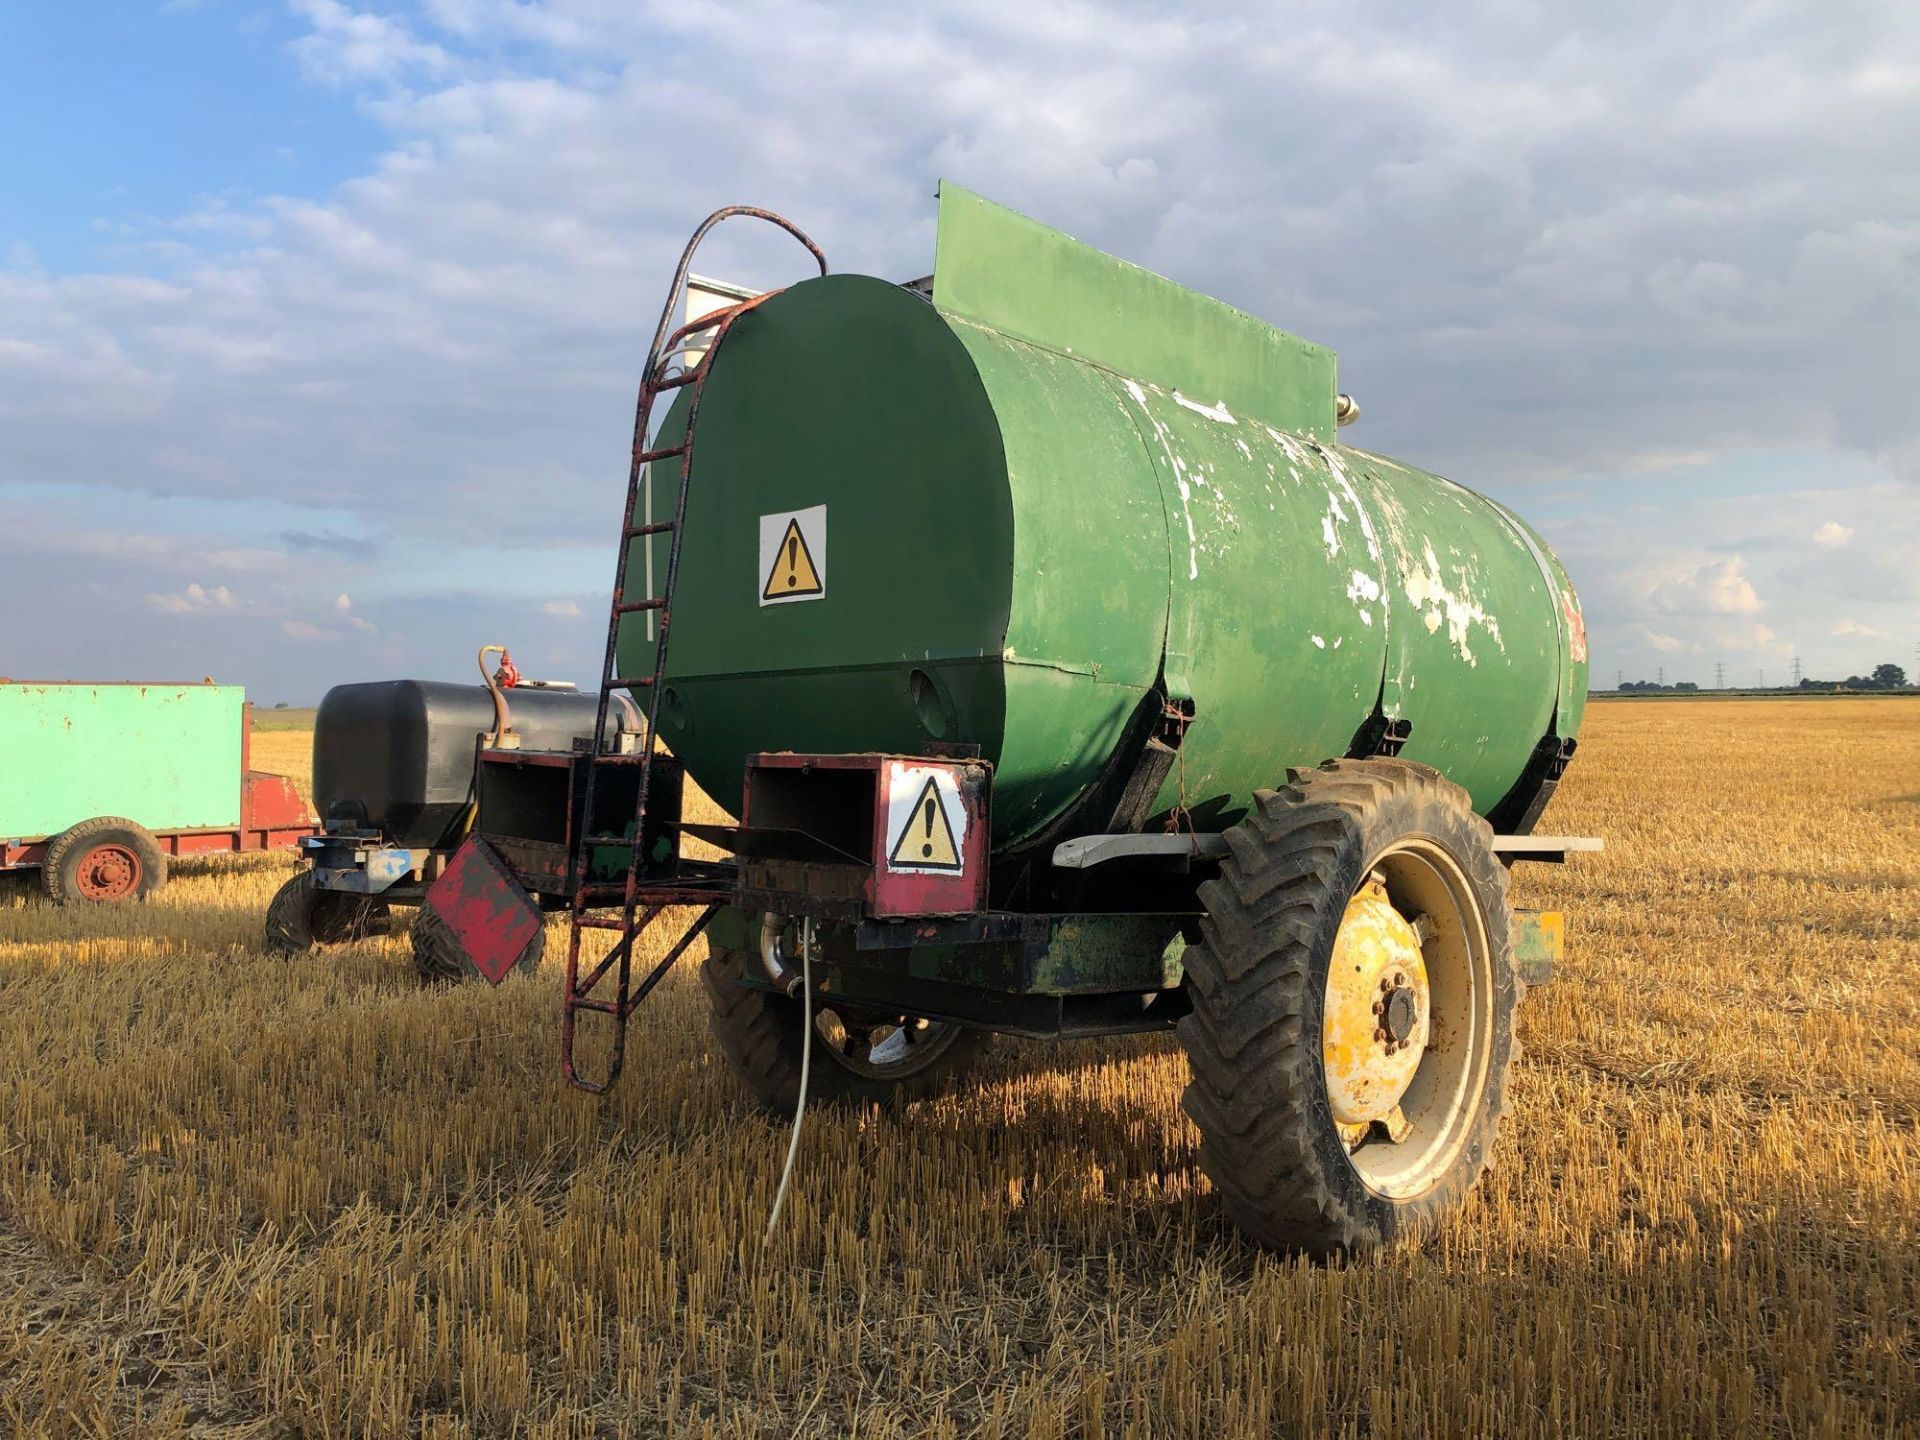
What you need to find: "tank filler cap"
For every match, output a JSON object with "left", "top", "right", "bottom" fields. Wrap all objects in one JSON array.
[{"left": 1335, "top": 394, "right": 1361, "bottom": 427}]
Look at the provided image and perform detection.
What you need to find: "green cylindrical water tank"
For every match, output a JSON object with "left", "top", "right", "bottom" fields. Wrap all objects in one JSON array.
[{"left": 618, "top": 205, "right": 1586, "bottom": 848}]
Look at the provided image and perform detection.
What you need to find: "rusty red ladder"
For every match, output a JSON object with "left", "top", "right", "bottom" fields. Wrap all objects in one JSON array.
[{"left": 561, "top": 208, "right": 828, "bottom": 1094}]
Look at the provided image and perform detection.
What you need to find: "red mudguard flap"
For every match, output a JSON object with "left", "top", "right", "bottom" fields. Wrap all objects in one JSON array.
[{"left": 422, "top": 837, "right": 543, "bottom": 986}]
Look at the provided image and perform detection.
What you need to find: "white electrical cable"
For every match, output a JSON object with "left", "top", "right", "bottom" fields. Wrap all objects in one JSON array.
[{"left": 764, "top": 916, "right": 812, "bottom": 1245}]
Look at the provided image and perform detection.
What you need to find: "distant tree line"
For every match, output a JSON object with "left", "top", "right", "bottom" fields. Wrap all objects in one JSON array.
[
  {"left": 1607, "top": 663, "right": 1909, "bottom": 694},
  {"left": 1797, "top": 663, "right": 1908, "bottom": 692}
]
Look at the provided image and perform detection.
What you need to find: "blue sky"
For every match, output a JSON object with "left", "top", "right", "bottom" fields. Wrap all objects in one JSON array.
[
  {"left": 2, "top": 1, "right": 1916, "bottom": 702},
  {"left": 2, "top": 3, "right": 381, "bottom": 270}
]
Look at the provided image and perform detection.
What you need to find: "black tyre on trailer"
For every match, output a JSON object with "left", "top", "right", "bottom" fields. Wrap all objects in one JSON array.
[
  {"left": 409, "top": 902, "right": 544, "bottom": 984},
  {"left": 265, "top": 869, "right": 394, "bottom": 953},
  {"left": 702, "top": 937, "right": 979, "bottom": 1111},
  {"left": 1178, "top": 758, "right": 1517, "bottom": 1256},
  {"left": 42, "top": 817, "right": 168, "bottom": 904}
]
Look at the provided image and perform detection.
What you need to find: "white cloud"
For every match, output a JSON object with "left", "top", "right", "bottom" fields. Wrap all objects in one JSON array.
[
  {"left": 281, "top": 619, "right": 340, "bottom": 642},
  {"left": 1642, "top": 629, "right": 1688, "bottom": 654},
  {"left": 146, "top": 583, "right": 236, "bottom": 615},
  {"left": 288, "top": 0, "right": 452, "bottom": 86},
  {"left": 1812, "top": 521, "right": 1855, "bottom": 549},
  {"left": 1831, "top": 618, "right": 1888, "bottom": 638},
  {"left": 1649, "top": 555, "right": 1764, "bottom": 618},
  {"left": 333, "top": 591, "right": 378, "bottom": 632},
  {"left": 7, "top": 1, "right": 1920, "bottom": 700},
  {"left": 541, "top": 599, "right": 581, "bottom": 617},
  {"left": 1712, "top": 621, "right": 1786, "bottom": 655}
]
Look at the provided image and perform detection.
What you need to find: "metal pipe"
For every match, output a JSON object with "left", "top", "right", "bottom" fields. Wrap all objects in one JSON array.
[
  {"left": 609, "top": 690, "right": 643, "bottom": 737},
  {"left": 1335, "top": 393, "right": 1361, "bottom": 427},
  {"left": 476, "top": 645, "right": 512, "bottom": 745},
  {"left": 758, "top": 913, "right": 806, "bottom": 997}
]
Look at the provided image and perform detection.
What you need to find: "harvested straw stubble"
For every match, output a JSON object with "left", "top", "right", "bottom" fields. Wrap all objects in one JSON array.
[{"left": 0, "top": 701, "right": 1915, "bottom": 1437}]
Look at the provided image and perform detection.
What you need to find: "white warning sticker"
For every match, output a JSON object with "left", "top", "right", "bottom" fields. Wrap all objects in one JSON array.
[
  {"left": 884, "top": 763, "right": 968, "bottom": 875},
  {"left": 758, "top": 505, "right": 826, "bottom": 606}
]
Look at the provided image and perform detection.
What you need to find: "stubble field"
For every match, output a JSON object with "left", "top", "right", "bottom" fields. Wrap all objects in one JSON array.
[{"left": 1, "top": 698, "right": 1915, "bottom": 1438}]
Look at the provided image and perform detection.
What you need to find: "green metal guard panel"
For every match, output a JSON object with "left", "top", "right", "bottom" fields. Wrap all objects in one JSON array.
[
  {"left": 0, "top": 683, "right": 243, "bottom": 841},
  {"left": 932, "top": 182, "right": 1337, "bottom": 441}
]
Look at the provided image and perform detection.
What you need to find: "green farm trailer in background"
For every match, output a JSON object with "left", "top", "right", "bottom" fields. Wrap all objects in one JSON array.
[{"left": 0, "top": 681, "right": 313, "bottom": 902}]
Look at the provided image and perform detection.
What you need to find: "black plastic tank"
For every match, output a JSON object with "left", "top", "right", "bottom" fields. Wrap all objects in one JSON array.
[{"left": 313, "top": 681, "right": 620, "bottom": 849}]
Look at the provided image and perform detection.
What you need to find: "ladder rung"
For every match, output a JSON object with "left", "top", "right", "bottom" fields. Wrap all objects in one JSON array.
[
  {"left": 652, "top": 369, "right": 700, "bottom": 391},
  {"left": 575, "top": 883, "right": 642, "bottom": 902},
  {"left": 624, "top": 521, "right": 676, "bottom": 538},
  {"left": 605, "top": 675, "right": 657, "bottom": 688},
  {"left": 573, "top": 915, "right": 631, "bottom": 932},
  {"left": 581, "top": 832, "right": 638, "bottom": 847},
  {"left": 613, "top": 598, "right": 665, "bottom": 615},
  {"left": 633, "top": 444, "right": 687, "bottom": 465},
  {"left": 587, "top": 751, "right": 652, "bottom": 764},
  {"left": 568, "top": 995, "right": 622, "bottom": 1015}
]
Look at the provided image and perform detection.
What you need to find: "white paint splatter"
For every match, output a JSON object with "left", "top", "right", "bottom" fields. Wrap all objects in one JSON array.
[
  {"left": 1120, "top": 376, "right": 1201, "bottom": 580},
  {"left": 1311, "top": 634, "right": 1326, "bottom": 649},
  {"left": 1173, "top": 392, "right": 1236, "bottom": 423},
  {"left": 1401, "top": 537, "right": 1505, "bottom": 665}
]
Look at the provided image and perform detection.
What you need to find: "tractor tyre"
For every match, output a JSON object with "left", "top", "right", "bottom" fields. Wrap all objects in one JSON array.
[
  {"left": 43, "top": 818, "right": 167, "bottom": 904},
  {"left": 701, "top": 939, "right": 979, "bottom": 1112},
  {"left": 410, "top": 902, "right": 543, "bottom": 985},
  {"left": 1178, "top": 758, "right": 1517, "bottom": 1256},
  {"left": 265, "top": 870, "right": 393, "bottom": 954}
]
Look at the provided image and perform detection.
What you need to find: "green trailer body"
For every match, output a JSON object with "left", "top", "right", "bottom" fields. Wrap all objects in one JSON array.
[
  {"left": 1, "top": 681, "right": 312, "bottom": 902},
  {"left": 0, "top": 683, "right": 245, "bottom": 840},
  {"left": 618, "top": 183, "right": 1587, "bottom": 846}
]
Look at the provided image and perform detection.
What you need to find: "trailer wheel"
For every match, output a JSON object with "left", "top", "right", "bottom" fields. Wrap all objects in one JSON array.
[
  {"left": 265, "top": 870, "right": 393, "bottom": 954},
  {"left": 410, "top": 903, "right": 543, "bottom": 984},
  {"left": 701, "top": 940, "right": 979, "bottom": 1111},
  {"left": 43, "top": 818, "right": 167, "bottom": 904},
  {"left": 1179, "top": 758, "right": 1516, "bottom": 1256}
]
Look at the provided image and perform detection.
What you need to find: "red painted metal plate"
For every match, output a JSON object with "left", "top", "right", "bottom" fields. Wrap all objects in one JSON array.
[{"left": 423, "top": 837, "right": 543, "bottom": 986}]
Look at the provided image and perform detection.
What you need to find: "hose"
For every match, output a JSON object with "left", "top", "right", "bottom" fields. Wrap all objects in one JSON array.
[
  {"left": 757, "top": 912, "right": 806, "bottom": 997},
  {"left": 476, "top": 644, "right": 512, "bottom": 745},
  {"left": 764, "top": 916, "right": 813, "bottom": 1245}
]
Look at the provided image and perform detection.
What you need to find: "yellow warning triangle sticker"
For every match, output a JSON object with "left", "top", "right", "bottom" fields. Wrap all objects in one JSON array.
[
  {"left": 888, "top": 775, "right": 963, "bottom": 871},
  {"left": 762, "top": 518, "right": 823, "bottom": 601}
]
